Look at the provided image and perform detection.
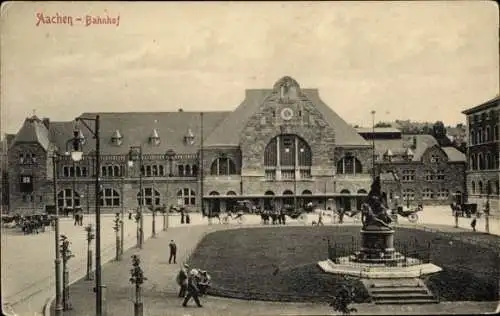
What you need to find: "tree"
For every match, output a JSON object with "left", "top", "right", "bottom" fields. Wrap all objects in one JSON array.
[{"left": 374, "top": 122, "right": 392, "bottom": 128}]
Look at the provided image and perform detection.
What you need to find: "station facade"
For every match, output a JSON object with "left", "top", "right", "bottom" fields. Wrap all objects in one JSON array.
[{"left": 5, "top": 76, "right": 467, "bottom": 215}]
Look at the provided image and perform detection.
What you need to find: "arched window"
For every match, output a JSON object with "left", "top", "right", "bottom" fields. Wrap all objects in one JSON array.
[
  {"left": 357, "top": 189, "right": 367, "bottom": 195},
  {"left": 494, "top": 125, "right": 499, "bottom": 141},
  {"left": 470, "top": 130, "right": 475, "bottom": 145},
  {"left": 177, "top": 188, "right": 196, "bottom": 206},
  {"left": 192, "top": 165, "right": 198, "bottom": 176},
  {"left": 100, "top": 188, "right": 120, "bottom": 206},
  {"left": 283, "top": 190, "right": 294, "bottom": 195},
  {"left": 57, "top": 189, "right": 80, "bottom": 208},
  {"left": 302, "top": 190, "right": 312, "bottom": 195},
  {"left": 478, "top": 181, "right": 483, "bottom": 195},
  {"left": 264, "top": 134, "right": 312, "bottom": 179},
  {"left": 477, "top": 128, "right": 482, "bottom": 143},
  {"left": 336, "top": 156, "right": 363, "bottom": 174},
  {"left": 185, "top": 165, "right": 191, "bottom": 176},
  {"left": 486, "top": 180, "right": 492, "bottom": 195},
  {"left": 265, "top": 190, "right": 275, "bottom": 196},
  {"left": 422, "top": 188, "right": 434, "bottom": 200},
  {"left": 209, "top": 191, "right": 220, "bottom": 196},
  {"left": 159, "top": 165, "right": 165, "bottom": 176},
  {"left": 478, "top": 154, "right": 484, "bottom": 170},
  {"left": 178, "top": 165, "right": 184, "bottom": 176},
  {"left": 486, "top": 126, "right": 491, "bottom": 141},
  {"left": 227, "top": 191, "right": 237, "bottom": 196},
  {"left": 471, "top": 181, "right": 476, "bottom": 194},
  {"left": 486, "top": 153, "right": 491, "bottom": 169},
  {"left": 470, "top": 154, "right": 477, "bottom": 170},
  {"left": 340, "top": 189, "right": 350, "bottom": 194},
  {"left": 114, "top": 165, "right": 120, "bottom": 177},
  {"left": 137, "top": 187, "right": 161, "bottom": 206},
  {"left": 210, "top": 158, "right": 237, "bottom": 176},
  {"left": 282, "top": 190, "right": 294, "bottom": 207}
]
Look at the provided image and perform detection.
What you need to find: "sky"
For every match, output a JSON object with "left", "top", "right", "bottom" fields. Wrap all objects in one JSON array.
[{"left": 1, "top": 1, "right": 498, "bottom": 135}]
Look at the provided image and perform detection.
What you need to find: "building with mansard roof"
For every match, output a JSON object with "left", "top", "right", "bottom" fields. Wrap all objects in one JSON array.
[
  {"left": 5, "top": 76, "right": 465, "bottom": 215},
  {"left": 357, "top": 127, "right": 466, "bottom": 209},
  {"left": 462, "top": 96, "right": 499, "bottom": 214}
]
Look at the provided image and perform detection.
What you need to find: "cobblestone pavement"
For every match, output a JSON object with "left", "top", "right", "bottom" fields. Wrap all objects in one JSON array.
[
  {"left": 49, "top": 217, "right": 499, "bottom": 316},
  {"left": 4, "top": 206, "right": 500, "bottom": 315}
]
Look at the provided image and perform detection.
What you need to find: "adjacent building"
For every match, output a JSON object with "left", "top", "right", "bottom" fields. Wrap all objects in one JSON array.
[
  {"left": 462, "top": 96, "right": 499, "bottom": 214},
  {"left": 357, "top": 128, "right": 466, "bottom": 208}
]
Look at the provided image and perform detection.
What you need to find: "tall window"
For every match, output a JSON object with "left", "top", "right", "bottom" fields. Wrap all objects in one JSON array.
[
  {"left": 137, "top": 187, "right": 161, "bottom": 206},
  {"left": 424, "top": 170, "right": 434, "bottom": 181},
  {"left": 471, "top": 154, "right": 477, "bottom": 170},
  {"left": 478, "top": 181, "right": 483, "bottom": 195},
  {"left": 64, "top": 166, "right": 88, "bottom": 177},
  {"left": 264, "top": 134, "right": 312, "bottom": 179},
  {"left": 210, "top": 158, "right": 237, "bottom": 176},
  {"left": 100, "top": 188, "right": 120, "bottom": 206},
  {"left": 422, "top": 188, "right": 434, "bottom": 200},
  {"left": 436, "top": 170, "right": 445, "bottom": 181},
  {"left": 336, "top": 156, "right": 363, "bottom": 175},
  {"left": 57, "top": 189, "right": 80, "bottom": 208},
  {"left": 402, "top": 170, "right": 416, "bottom": 182},
  {"left": 101, "top": 165, "right": 122, "bottom": 177},
  {"left": 437, "top": 188, "right": 449, "bottom": 200},
  {"left": 402, "top": 189, "right": 415, "bottom": 201},
  {"left": 471, "top": 181, "right": 476, "bottom": 194},
  {"left": 177, "top": 188, "right": 196, "bottom": 206}
]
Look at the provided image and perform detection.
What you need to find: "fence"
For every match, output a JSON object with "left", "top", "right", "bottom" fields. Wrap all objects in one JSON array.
[{"left": 327, "top": 237, "right": 432, "bottom": 266}]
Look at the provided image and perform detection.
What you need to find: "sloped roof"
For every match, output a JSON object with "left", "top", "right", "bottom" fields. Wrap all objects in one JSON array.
[
  {"left": 48, "top": 112, "right": 229, "bottom": 155},
  {"left": 373, "top": 134, "right": 439, "bottom": 161},
  {"left": 462, "top": 95, "right": 499, "bottom": 115},
  {"left": 441, "top": 147, "right": 466, "bottom": 162},
  {"left": 204, "top": 88, "right": 369, "bottom": 147},
  {"left": 356, "top": 127, "right": 401, "bottom": 134},
  {"left": 11, "top": 116, "right": 50, "bottom": 151}
]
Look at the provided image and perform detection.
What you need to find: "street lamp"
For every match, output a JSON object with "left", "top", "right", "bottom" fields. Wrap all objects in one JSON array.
[
  {"left": 485, "top": 186, "right": 491, "bottom": 233},
  {"left": 371, "top": 110, "right": 376, "bottom": 179},
  {"left": 71, "top": 115, "right": 103, "bottom": 316},
  {"left": 165, "top": 149, "right": 176, "bottom": 231},
  {"left": 128, "top": 146, "right": 144, "bottom": 248},
  {"left": 51, "top": 153, "right": 64, "bottom": 315}
]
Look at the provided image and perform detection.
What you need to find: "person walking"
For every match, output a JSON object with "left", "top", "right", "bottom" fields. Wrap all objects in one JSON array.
[
  {"left": 169, "top": 240, "right": 177, "bottom": 264},
  {"left": 471, "top": 216, "right": 477, "bottom": 232},
  {"left": 176, "top": 264, "right": 190, "bottom": 297},
  {"left": 318, "top": 211, "right": 324, "bottom": 226},
  {"left": 182, "top": 269, "right": 203, "bottom": 308}
]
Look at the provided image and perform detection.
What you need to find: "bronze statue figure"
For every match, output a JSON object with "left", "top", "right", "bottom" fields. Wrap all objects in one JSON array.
[{"left": 361, "top": 176, "right": 392, "bottom": 230}]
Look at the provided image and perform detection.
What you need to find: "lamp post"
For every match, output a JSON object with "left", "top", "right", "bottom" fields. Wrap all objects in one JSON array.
[
  {"left": 165, "top": 149, "right": 176, "bottom": 231},
  {"left": 51, "top": 154, "right": 64, "bottom": 315},
  {"left": 485, "top": 187, "right": 491, "bottom": 234},
  {"left": 130, "top": 255, "right": 147, "bottom": 316},
  {"left": 113, "top": 213, "right": 122, "bottom": 261},
  {"left": 84, "top": 224, "right": 94, "bottom": 280},
  {"left": 199, "top": 112, "right": 206, "bottom": 224},
  {"left": 71, "top": 115, "right": 103, "bottom": 316},
  {"left": 128, "top": 146, "right": 144, "bottom": 248},
  {"left": 60, "top": 234, "right": 75, "bottom": 310},
  {"left": 371, "top": 110, "right": 376, "bottom": 179},
  {"left": 120, "top": 176, "right": 125, "bottom": 255}
]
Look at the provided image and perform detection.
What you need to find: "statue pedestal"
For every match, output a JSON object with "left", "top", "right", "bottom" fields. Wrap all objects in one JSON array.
[{"left": 353, "top": 228, "right": 404, "bottom": 264}]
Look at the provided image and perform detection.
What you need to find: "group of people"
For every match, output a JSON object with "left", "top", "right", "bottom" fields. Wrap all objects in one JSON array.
[{"left": 176, "top": 263, "right": 212, "bottom": 308}]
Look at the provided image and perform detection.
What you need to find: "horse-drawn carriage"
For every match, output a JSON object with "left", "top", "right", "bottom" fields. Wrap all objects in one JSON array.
[
  {"left": 392, "top": 204, "right": 423, "bottom": 223},
  {"left": 450, "top": 202, "right": 478, "bottom": 218}
]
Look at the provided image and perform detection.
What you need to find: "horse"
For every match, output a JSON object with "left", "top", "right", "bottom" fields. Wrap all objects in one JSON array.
[{"left": 202, "top": 209, "right": 222, "bottom": 224}]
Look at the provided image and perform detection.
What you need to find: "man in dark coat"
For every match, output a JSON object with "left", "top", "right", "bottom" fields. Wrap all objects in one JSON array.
[
  {"left": 182, "top": 269, "right": 203, "bottom": 307},
  {"left": 176, "top": 264, "right": 189, "bottom": 297},
  {"left": 169, "top": 240, "right": 177, "bottom": 264}
]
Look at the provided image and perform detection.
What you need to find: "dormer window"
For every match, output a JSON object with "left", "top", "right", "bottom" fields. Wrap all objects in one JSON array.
[
  {"left": 184, "top": 128, "right": 195, "bottom": 145},
  {"left": 149, "top": 128, "right": 160, "bottom": 146},
  {"left": 111, "top": 129, "right": 123, "bottom": 146},
  {"left": 405, "top": 148, "right": 414, "bottom": 161},
  {"left": 383, "top": 149, "right": 393, "bottom": 162}
]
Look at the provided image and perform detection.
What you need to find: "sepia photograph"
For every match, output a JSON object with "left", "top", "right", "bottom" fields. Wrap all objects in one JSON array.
[{"left": 0, "top": 1, "right": 499, "bottom": 315}]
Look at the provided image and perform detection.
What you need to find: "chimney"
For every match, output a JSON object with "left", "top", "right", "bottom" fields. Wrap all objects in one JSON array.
[{"left": 42, "top": 118, "right": 50, "bottom": 129}]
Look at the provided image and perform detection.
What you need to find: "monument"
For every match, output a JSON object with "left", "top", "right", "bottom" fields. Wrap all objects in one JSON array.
[{"left": 318, "top": 175, "right": 442, "bottom": 279}]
